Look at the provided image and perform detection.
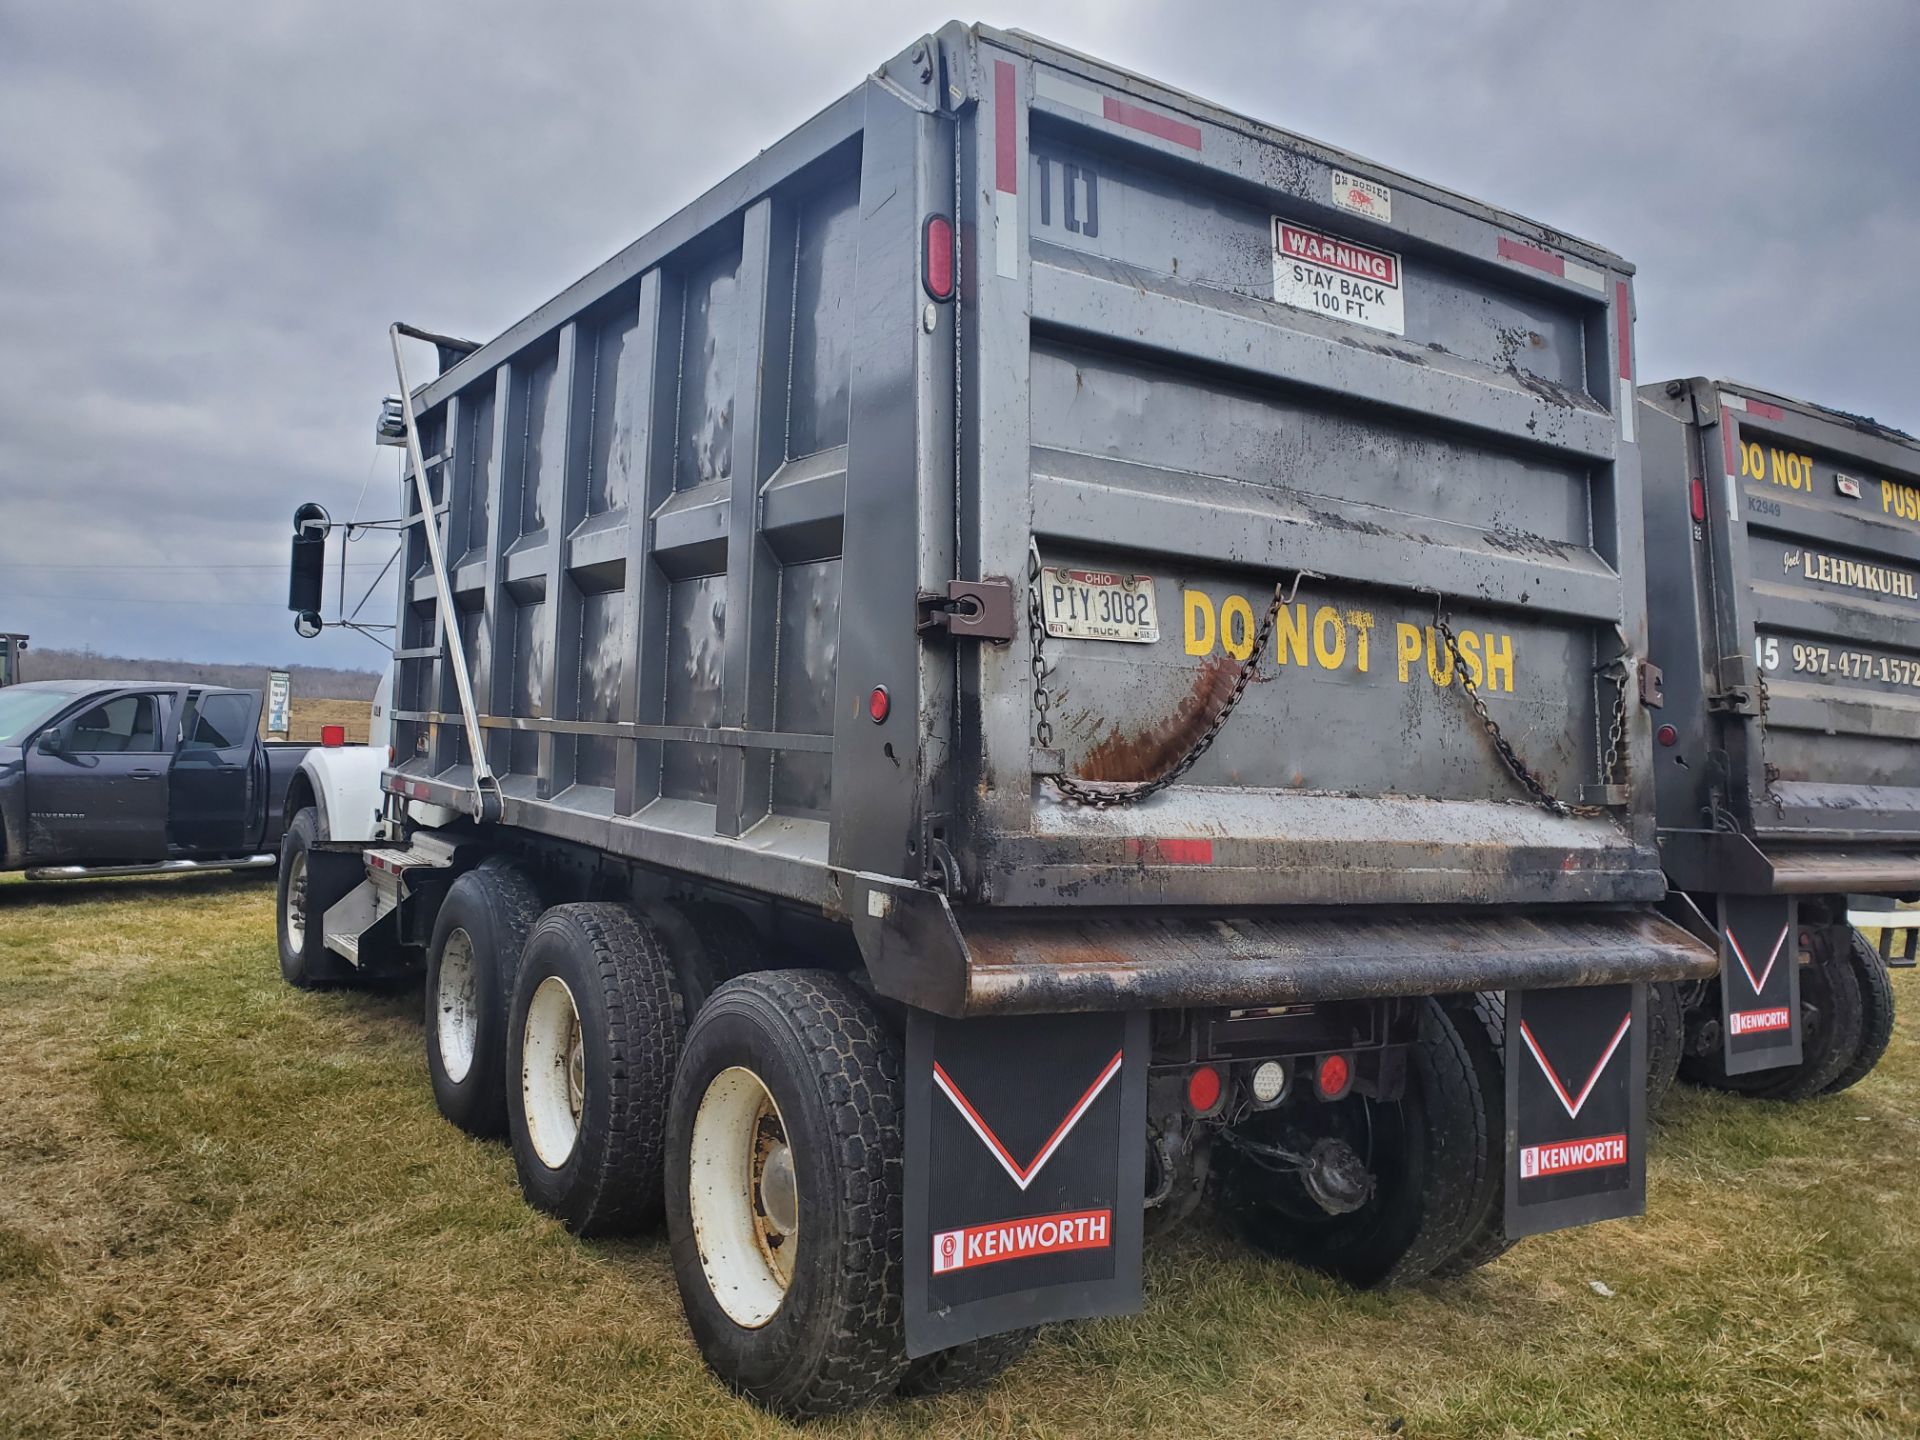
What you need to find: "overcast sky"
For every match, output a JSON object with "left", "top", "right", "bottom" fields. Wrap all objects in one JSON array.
[{"left": 2, "top": 0, "right": 1915, "bottom": 673}]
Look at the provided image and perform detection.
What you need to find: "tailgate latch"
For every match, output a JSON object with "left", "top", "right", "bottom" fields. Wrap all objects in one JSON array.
[
  {"left": 1706, "top": 655, "right": 1760, "bottom": 716},
  {"left": 916, "top": 579, "right": 1015, "bottom": 643}
]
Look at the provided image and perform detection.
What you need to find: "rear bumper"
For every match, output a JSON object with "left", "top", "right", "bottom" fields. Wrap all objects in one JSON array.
[
  {"left": 1659, "top": 829, "right": 1920, "bottom": 897},
  {"left": 847, "top": 878, "right": 1716, "bottom": 1017}
]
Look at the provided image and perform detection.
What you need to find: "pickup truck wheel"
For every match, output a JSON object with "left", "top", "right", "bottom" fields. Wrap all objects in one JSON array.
[
  {"left": 665, "top": 971, "right": 907, "bottom": 1418},
  {"left": 1216, "top": 996, "right": 1487, "bottom": 1289},
  {"left": 425, "top": 862, "right": 542, "bottom": 1137},
  {"left": 276, "top": 808, "right": 357, "bottom": 990},
  {"left": 506, "top": 903, "right": 684, "bottom": 1235},
  {"left": 1822, "top": 929, "right": 1896, "bottom": 1095}
]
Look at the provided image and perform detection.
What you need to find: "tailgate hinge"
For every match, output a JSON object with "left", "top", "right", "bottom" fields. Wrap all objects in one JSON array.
[{"left": 916, "top": 579, "right": 1015, "bottom": 643}]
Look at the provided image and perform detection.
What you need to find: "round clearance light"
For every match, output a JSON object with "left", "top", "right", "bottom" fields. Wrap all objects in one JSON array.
[
  {"left": 1186, "top": 1064, "right": 1224, "bottom": 1115},
  {"left": 868, "top": 685, "right": 891, "bottom": 724},
  {"left": 1251, "top": 1060, "right": 1287, "bottom": 1106},
  {"left": 1656, "top": 724, "right": 1678, "bottom": 747},
  {"left": 1315, "top": 1053, "right": 1353, "bottom": 1102}
]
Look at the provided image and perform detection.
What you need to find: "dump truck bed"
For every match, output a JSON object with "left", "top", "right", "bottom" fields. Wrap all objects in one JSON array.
[
  {"left": 383, "top": 23, "right": 1666, "bottom": 926},
  {"left": 1640, "top": 379, "right": 1920, "bottom": 893}
]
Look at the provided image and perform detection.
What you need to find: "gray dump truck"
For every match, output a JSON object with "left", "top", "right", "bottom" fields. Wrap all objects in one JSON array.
[
  {"left": 1639, "top": 380, "right": 1915, "bottom": 1100},
  {"left": 281, "top": 24, "right": 1716, "bottom": 1416}
]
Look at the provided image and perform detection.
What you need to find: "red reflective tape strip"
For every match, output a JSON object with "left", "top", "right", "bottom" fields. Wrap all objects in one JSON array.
[
  {"left": 1497, "top": 236, "right": 1565, "bottom": 278},
  {"left": 994, "top": 60, "right": 1017, "bottom": 193},
  {"left": 1615, "top": 281, "right": 1633, "bottom": 380},
  {"left": 1101, "top": 95, "right": 1202, "bottom": 150},
  {"left": 1125, "top": 837, "right": 1214, "bottom": 864},
  {"left": 1747, "top": 398, "right": 1786, "bottom": 421}
]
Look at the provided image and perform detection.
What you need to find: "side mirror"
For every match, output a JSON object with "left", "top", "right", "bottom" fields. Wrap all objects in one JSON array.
[
  {"left": 36, "top": 729, "right": 65, "bottom": 757},
  {"left": 289, "top": 502, "right": 331, "bottom": 621}
]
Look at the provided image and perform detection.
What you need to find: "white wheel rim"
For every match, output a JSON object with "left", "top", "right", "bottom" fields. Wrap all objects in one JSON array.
[
  {"left": 522, "top": 976, "right": 585, "bottom": 1168},
  {"left": 435, "top": 928, "right": 480, "bottom": 1084},
  {"left": 688, "top": 1065, "right": 798, "bottom": 1329},
  {"left": 285, "top": 851, "right": 308, "bottom": 951}
]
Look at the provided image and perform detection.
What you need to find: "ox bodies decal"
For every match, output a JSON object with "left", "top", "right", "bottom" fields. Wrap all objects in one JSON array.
[
  {"left": 1505, "top": 983, "right": 1648, "bottom": 1238},
  {"left": 904, "top": 1010, "right": 1147, "bottom": 1357}
]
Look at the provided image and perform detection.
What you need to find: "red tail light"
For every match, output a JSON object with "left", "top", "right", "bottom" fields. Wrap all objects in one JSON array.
[
  {"left": 923, "top": 214, "right": 955, "bottom": 302},
  {"left": 1689, "top": 475, "right": 1707, "bottom": 524},
  {"left": 321, "top": 724, "right": 346, "bottom": 748},
  {"left": 1315, "top": 1053, "right": 1353, "bottom": 1101},
  {"left": 1186, "top": 1064, "right": 1224, "bottom": 1115}
]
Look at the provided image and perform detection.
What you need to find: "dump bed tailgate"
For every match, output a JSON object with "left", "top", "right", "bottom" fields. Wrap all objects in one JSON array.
[
  {"left": 1696, "top": 382, "right": 1920, "bottom": 841},
  {"left": 962, "top": 34, "right": 1659, "bottom": 907}
]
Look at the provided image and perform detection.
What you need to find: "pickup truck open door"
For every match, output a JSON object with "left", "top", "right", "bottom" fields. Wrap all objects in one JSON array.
[
  {"left": 170, "top": 690, "right": 266, "bottom": 855},
  {"left": 24, "top": 688, "right": 183, "bottom": 862}
]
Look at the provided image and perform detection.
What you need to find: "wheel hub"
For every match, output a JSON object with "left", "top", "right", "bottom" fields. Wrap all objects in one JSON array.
[
  {"left": 285, "top": 852, "right": 308, "bottom": 950},
  {"left": 435, "top": 928, "right": 480, "bottom": 1084},
  {"left": 522, "top": 976, "right": 586, "bottom": 1168},
  {"left": 688, "top": 1066, "right": 799, "bottom": 1329}
]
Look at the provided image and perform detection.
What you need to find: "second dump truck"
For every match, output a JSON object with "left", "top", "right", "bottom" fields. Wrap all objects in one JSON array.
[
  {"left": 280, "top": 24, "right": 1716, "bottom": 1415},
  {"left": 1639, "top": 379, "right": 1915, "bottom": 1100}
]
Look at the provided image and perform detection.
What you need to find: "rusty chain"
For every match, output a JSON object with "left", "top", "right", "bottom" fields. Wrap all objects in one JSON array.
[
  {"left": 1028, "top": 548, "right": 1291, "bottom": 807},
  {"left": 1434, "top": 611, "right": 1633, "bottom": 820}
]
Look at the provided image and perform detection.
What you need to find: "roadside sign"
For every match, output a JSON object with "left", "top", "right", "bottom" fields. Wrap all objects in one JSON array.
[{"left": 267, "top": 670, "right": 292, "bottom": 735}]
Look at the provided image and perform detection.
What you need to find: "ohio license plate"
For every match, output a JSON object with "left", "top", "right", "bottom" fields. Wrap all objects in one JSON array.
[{"left": 1040, "top": 568, "right": 1159, "bottom": 644}]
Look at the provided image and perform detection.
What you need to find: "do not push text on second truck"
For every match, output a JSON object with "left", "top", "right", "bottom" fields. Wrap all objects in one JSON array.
[{"left": 279, "top": 24, "right": 1716, "bottom": 1417}]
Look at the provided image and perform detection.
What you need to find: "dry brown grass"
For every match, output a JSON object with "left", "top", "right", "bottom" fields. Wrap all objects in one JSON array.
[
  {"left": 1, "top": 871, "right": 1916, "bottom": 1438},
  {"left": 262, "top": 697, "right": 373, "bottom": 746}
]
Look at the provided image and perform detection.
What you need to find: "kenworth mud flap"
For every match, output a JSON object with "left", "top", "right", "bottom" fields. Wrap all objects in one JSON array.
[
  {"left": 1506, "top": 983, "right": 1648, "bottom": 1237},
  {"left": 904, "top": 1011, "right": 1149, "bottom": 1355}
]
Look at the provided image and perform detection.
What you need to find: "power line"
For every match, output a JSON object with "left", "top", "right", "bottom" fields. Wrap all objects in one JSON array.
[
  {"left": 2, "top": 561, "right": 390, "bottom": 572},
  {"left": 0, "top": 592, "right": 315, "bottom": 608}
]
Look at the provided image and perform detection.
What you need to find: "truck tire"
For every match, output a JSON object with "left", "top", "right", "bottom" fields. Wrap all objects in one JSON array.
[
  {"left": 1645, "top": 980, "right": 1684, "bottom": 1113},
  {"left": 1685, "top": 932, "right": 1866, "bottom": 1102},
  {"left": 644, "top": 900, "right": 762, "bottom": 1018},
  {"left": 1217, "top": 996, "right": 1487, "bottom": 1288},
  {"left": 1821, "top": 929, "right": 1896, "bottom": 1096},
  {"left": 665, "top": 971, "right": 907, "bottom": 1418},
  {"left": 896, "top": 1329, "right": 1036, "bottom": 1398},
  {"left": 506, "top": 903, "right": 684, "bottom": 1235},
  {"left": 1431, "top": 992, "right": 1515, "bottom": 1279},
  {"left": 275, "top": 808, "right": 357, "bottom": 990},
  {"left": 425, "top": 861, "right": 542, "bottom": 1137}
]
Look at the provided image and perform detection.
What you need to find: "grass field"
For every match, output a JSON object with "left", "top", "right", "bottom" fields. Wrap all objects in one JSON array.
[
  {"left": 2, "top": 872, "right": 1916, "bottom": 1438},
  {"left": 264, "top": 696, "right": 373, "bottom": 746}
]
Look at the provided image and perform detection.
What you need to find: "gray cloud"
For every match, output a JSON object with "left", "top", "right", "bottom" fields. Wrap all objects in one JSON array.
[{"left": 2, "top": 0, "right": 1914, "bottom": 667}]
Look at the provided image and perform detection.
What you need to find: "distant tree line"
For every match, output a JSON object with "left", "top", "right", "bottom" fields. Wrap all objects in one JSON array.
[{"left": 16, "top": 645, "right": 381, "bottom": 700}]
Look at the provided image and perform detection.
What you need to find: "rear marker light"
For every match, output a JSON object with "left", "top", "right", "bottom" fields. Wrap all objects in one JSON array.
[
  {"left": 923, "top": 214, "right": 955, "bottom": 302},
  {"left": 1186, "top": 1064, "right": 1224, "bottom": 1115},
  {"left": 1657, "top": 724, "right": 1678, "bottom": 747},
  {"left": 1315, "top": 1053, "right": 1352, "bottom": 1101},
  {"left": 868, "top": 685, "right": 891, "bottom": 724},
  {"left": 321, "top": 724, "right": 346, "bottom": 748},
  {"left": 1689, "top": 475, "right": 1708, "bottom": 524}
]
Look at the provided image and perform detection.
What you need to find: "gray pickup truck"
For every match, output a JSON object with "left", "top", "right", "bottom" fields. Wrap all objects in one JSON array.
[{"left": 0, "top": 680, "right": 312, "bottom": 879}]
